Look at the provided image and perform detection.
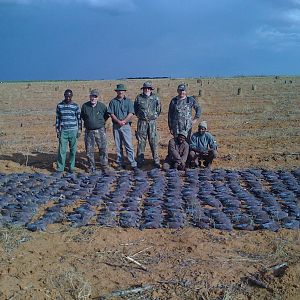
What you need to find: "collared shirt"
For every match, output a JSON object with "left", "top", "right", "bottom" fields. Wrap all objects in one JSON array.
[
  {"left": 107, "top": 97, "right": 135, "bottom": 123},
  {"left": 81, "top": 101, "right": 108, "bottom": 130},
  {"left": 56, "top": 100, "right": 81, "bottom": 131},
  {"left": 190, "top": 132, "right": 217, "bottom": 152},
  {"left": 134, "top": 92, "right": 161, "bottom": 121}
]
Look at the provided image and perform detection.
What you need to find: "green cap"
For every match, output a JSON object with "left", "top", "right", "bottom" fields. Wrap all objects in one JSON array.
[{"left": 115, "top": 84, "right": 127, "bottom": 91}]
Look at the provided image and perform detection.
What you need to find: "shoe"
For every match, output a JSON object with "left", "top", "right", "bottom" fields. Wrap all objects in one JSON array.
[
  {"left": 153, "top": 162, "right": 160, "bottom": 169},
  {"left": 116, "top": 165, "right": 125, "bottom": 171},
  {"left": 87, "top": 167, "right": 96, "bottom": 173}
]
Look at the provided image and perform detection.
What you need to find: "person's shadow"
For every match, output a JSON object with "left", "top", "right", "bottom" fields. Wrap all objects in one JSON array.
[{"left": 0, "top": 152, "right": 162, "bottom": 172}]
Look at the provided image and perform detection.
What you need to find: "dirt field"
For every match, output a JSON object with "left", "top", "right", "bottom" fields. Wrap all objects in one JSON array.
[{"left": 0, "top": 76, "right": 299, "bottom": 299}]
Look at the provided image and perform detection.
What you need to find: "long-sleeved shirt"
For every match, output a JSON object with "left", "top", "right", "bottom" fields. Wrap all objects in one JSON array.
[
  {"left": 56, "top": 100, "right": 81, "bottom": 132},
  {"left": 168, "top": 96, "right": 201, "bottom": 134},
  {"left": 189, "top": 131, "right": 217, "bottom": 152},
  {"left": 166, "top": 138, "right": 189, "bottom": 163},
  {"left": 134, "top": 92, "right": 161, "bottom": 121},
  {"left": 81, "top": 101, "right": 109, "bottom": 130}
]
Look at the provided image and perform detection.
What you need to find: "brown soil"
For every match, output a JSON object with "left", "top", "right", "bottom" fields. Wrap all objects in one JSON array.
[{"left": 0, "top": 76, "right": 299, "bottom": 299}]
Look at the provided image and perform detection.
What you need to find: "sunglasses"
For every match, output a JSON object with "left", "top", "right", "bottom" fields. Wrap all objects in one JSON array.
[{"left": 90, "top": 95, "right": 98, "bottom": 98}]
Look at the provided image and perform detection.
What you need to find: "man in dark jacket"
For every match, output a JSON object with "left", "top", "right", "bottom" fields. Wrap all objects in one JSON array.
[
  {"left": 189, "top": 121, "right": 217, "bottom": 169},
  {"left": 81, "top": 89, "right": 109, "bottom": 172},
  {"left": 168, "top": 84, "right": 201, "bottom": 141},
  {"left": 162, "top": 131, "right": 189, "bottom": 171}
]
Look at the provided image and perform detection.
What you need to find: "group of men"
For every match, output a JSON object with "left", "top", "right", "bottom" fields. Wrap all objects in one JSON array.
[{"left": 55, "top": 82, "right": 217, "bottom": 173}]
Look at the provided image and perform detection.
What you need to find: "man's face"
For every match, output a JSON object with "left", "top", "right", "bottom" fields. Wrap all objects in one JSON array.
[
  {"left": 143, "top": 87, "right": 151, "bottom": 96},
  {"left": 89, "top": 95, "right": 98, "bottom": 105},
  {"left": 177, "top": 89, "right": 187, "bottom": 98},
  {"left": 198, "top": 126, "right": 206, "bottom": 135},
  {"left": 64, "top": 92, "right": 73, "bottom": 103},
  {"left": 116, "top": 90, "right": 125, "bottom": 98},
  {"left": 178, "top": 135, "right": 186, "bottom": 144}
]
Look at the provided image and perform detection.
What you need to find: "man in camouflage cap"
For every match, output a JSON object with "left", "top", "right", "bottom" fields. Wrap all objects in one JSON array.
[
  {"left": 81, "top": 89, "right": 109, "bottom": 173},
  {"left": 168, "top": 84, "right": 201, "bottom": 141},
  {"left": 134, "top": 81, "right": 161, "bottom": 168}
]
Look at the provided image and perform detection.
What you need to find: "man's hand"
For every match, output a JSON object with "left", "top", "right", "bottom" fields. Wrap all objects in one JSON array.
[
  {"left": 192, "top": 118, "right": 198, "bottom": 125},
  {"left": 76, "top": 131, "right": 81, "bottom": 139},
  {"left": 56, "top": 131, "right": 60, "bottom": 139}
]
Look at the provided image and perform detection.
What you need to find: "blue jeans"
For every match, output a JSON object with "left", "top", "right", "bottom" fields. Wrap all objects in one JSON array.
[
  {"left": 112, "top": 124, "right": 137, "bottom": 167},
  {"left": 57, "top": 129, "right": 78, "bottom": 171}
]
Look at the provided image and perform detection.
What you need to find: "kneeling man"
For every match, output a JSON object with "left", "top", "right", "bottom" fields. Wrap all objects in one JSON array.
[
  {"left": 162, "top": 131, "right": 189, "bottom": 171},
  {"left": 189, "top": 121, "right": 217, "bottom": 168}
]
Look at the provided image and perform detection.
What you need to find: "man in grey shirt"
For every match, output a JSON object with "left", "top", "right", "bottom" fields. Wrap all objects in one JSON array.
[{"left": 189, "top": 121, "right": 218, "bottom": 169}]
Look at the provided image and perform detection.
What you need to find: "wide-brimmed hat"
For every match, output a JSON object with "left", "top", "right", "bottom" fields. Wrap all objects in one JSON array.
[
  {"left": 177, "top": 84, "right": 187, "bottom": 91},
  {"left": 90, "top": 89, "right": 99, "bottom": 96},
  {"left": 115, "top": 84, "right": 127, "bottom": 91},
  {"left": 141, "top": 81, "right": 154, "bottom": 90}
]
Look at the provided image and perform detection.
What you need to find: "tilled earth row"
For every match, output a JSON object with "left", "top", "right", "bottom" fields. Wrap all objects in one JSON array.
[{"left": 1, "top": 168, "right": 299, "bottom": 231}]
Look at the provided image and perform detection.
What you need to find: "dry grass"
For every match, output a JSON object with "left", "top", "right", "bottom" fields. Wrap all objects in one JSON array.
[
  {"left": 48, "top": 269, "right": 92, "bottom": 300},
  {"left": 0, "top": 225, "right": 31, "bottom": 253}
]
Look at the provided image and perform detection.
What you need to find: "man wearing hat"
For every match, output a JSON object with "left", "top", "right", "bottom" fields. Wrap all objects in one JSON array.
[
  {"left": 81, "top": 89, "right": 109, "bottom": 172},
  {"left": 107, "top": 84, "right": 137, "bottom": 170},
  {"left": 134, "top": 81, "right": 161, "bottom": 168},
  {"left": 162, "top": 131, "right": 189, "bottom": 171},
  {"left": 168, "top": 84, "right": 201, "bottom": 141},
  {"left": 188, "top": 121, "right": 218, "bottom": 169},
  {"left": 55, "top": 89, "right": 81, "bottom": 173}
]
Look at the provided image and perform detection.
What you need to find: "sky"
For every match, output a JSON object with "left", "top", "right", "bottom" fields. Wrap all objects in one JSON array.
[{"left": 0, "top": 0, "right": 300, "bottom": 81}]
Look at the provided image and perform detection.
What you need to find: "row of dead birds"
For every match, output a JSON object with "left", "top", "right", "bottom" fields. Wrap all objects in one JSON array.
[{"left": 0, "top": 168, "right": 299, "bottom": 231}]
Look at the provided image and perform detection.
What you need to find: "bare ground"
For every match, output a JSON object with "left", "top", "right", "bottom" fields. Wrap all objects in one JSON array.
[{"left": 0, "top": 76, "right": 299, "bottom": 299}]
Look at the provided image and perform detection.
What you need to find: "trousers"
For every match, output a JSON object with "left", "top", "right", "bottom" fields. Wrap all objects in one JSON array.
[
  {"left": 136, "top": 119, "right": 159, "bottom": 164},
  {"left": 112, "top": 123, "right": 137, "bottom": 167},
  {"left": 57, "top": 129, "right": 78, "bottom": 171},
  {"left": 85, "top": 128, "right": 108, "bottom": 169}
]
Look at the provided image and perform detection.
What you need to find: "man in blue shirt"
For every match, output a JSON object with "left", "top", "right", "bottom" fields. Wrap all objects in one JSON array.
[
  {"left": 107, "top": 84, "right": 137, "bottom": 171},
  {"left": 189, "top": 121, "right": 217, "bottom": 169}
]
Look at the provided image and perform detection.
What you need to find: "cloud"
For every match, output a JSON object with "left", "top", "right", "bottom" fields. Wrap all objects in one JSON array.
[
  {"left": 253, "top": 25, "right": 300, "bottom": 51},
  {"left": 282, "top": 8, "right": 300, "bottom": 23},
  {"left": 0, "top": 0, "right": 137, "bottom": 11}
]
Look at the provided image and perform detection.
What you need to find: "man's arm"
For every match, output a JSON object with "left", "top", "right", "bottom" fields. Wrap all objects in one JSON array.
[
  {"left": 123, "top": 112, "right": 133, "bottom": 124},
  {"left": 192, "top": 97, "right": 201, "bottom": 125},
  {"left": 156, "top": 96, "right": 162, "bottom": 117},
  {"left": 55, "top": 105, "right": 61, "bottom": 136},
  {"left": 168, "top": 100, "right": 174, "bottom": 134}
]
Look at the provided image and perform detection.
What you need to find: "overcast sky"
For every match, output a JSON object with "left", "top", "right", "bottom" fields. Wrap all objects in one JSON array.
[{"left": 1, "top": 0, "right": 300, "bottom": 81}]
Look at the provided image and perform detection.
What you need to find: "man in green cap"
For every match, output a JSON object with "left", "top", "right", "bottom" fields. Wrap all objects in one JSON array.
[
  {"left": 107, "top": 84, "right": 137, "bottom": 171},
  {"left": 134, "top": 81, "right": 161, "bottom": 168},
  {"left": 81, "top": 89, "right": 109, "bottom": 173},
  {"left": 55, "top": 89, "right": 81, "bottom": 173}
]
